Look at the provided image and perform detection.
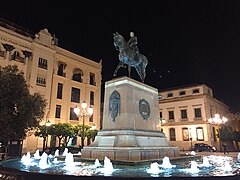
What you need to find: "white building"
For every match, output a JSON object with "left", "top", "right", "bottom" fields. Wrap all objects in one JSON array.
[
  {"left": 158, "top": 84, "right": 229, "bottom": 151},
  {"left": 0, "top": 18, "right": 102, "bottom": 153}
]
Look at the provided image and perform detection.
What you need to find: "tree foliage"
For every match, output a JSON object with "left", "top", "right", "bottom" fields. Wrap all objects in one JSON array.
[
  {"left": 0, "top": 65, "right": 46, "bottom": 143},
  {"left": 37, "top": 123, "right": 98, "bottom": 148},
  {"left": 48, "top": 123, "right": 75, "bottom": 148}
]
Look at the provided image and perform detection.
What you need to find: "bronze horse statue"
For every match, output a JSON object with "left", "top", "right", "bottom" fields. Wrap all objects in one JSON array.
[{"left": 113, "top": 32, "right": 148, "bottom": 83}]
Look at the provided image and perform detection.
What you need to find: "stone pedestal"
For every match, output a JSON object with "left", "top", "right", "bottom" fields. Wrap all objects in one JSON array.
[{"left": 82, "top": 76, "right": 179, "bottom": 161}]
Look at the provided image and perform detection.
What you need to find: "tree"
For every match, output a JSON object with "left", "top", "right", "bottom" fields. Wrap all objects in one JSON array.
[
  {"left": 219, "top": 125, "right": 233, "bottom": 142},
  {"left": 34, "top": 125, "right": 48, "bottom": 151},
  {"left": 48, "top": 123, "right": 75, "bottom": 148},
  {"left": 87, "top": 129, "right": 98, "bottom": 145},
  {"left": 74, "top": 124, "right": 91, "bottom": 147},
  {"left": 0, "top": 65, "right": 46, "bottom": 144}
]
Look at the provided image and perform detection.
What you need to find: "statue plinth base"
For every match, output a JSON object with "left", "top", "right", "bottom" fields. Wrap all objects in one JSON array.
[{"left": 82, "top": 76, "right": 179, "bottom": 161}]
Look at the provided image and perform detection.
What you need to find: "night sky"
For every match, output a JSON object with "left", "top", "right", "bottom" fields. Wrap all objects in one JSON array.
[{"left": 1, "top": 0, "right": 240, "bottom": 111}]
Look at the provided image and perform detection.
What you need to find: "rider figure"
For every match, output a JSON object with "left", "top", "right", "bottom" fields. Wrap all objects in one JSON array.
[{"left": 128, "top": 32, "right": 139, "bottom": 59}]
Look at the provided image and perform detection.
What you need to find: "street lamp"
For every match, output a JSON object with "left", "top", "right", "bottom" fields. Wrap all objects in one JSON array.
[
  {"left": 208, "top": 114, "right": 228, "bottom": 151},
  {"left": 45, "top": 119, "right": 51, "bottom": 151},
  {"left": 189, "top": 128, "right": 193, "bottom": 150},
  {"left": 160, "top": 118, "right": 166, "bottom": 132},
  {"left": 74, "top": 101, "right": 93, "bottom": 148}
]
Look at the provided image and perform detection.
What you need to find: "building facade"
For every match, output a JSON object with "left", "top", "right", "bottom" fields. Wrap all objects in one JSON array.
[
  {"left": 0, "top": 19, "right": 102, "bottom": 153},
  {"left": 158, "top": 84, "right": 229, "bottom": 151}
]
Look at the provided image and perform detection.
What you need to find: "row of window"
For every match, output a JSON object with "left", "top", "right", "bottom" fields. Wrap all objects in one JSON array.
[
  {"left": 160, "top": 108, "right": 202, "bottom": 121},
  {"left": 57, "top": 83, "right": 94, "bottom": 105},
  {"left": 159, "top": 88, "right": 200, "bottom": 99},
  {"left": 57, "top": 63, "right": 96, "bottom": 86},
  {"left": 169, "top": 127, "right": 204, "bottom": 141},
  {"left": 37, "top": 58, "right": 97, "bottom": 86},
  {"left": 55, "top": 105, "right": 93, "bottom": 122}
]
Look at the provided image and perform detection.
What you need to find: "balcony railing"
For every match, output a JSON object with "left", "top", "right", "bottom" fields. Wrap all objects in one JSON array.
[{"left": 11, "top": 54, "right": 24, "bottom": 63}]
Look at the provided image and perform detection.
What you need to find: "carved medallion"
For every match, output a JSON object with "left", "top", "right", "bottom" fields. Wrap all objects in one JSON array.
[
  {"left": 139, "top": 99, "right": 150, "bottom": 120},
  {"left": 109, "top": 90, "right": 120, "bottom": 121}
]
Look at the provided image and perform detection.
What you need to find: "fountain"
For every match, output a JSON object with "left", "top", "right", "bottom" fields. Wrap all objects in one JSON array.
[
  {"left": 238, "top": 153, "right": 240, "bottom": 162},
  {"left": 54, "top": 149, "right": 59, "bottom": 157},
  {"left": 101, "top": 156, "right": 114, "bottom": 175},
  {"left": 21, "top": 152, "right": 32, "bottom": 166},
  {"left": 180, "top": 161, "right": 200, "bottom": 174},
  {"left": 159, "top": 156, "right": 176, "bottom": 168},
  {"left": 64, "top": 152, "right": 75, "bottom": 170},
  {"left": 62, "top": 148, "right": 68, "bottom": 156},
  {"left": 190, "top": 161, "right": 200, "bottom": 173},
  {"left": 38, "top": 152, "right": 49, "bottom": 169},
  {"left": 146, "top": 162, "right": 163, "bottom": 174},
  {"left": 33, "top": 149, "right": 41, "bottom": 159},
  {"left": 1, "top": 151, "right": 240, "bottom": 179},
  {"left": 94, "top": 159, "right": 101, "bottom": 167},
  {"left": 199, "top": 156, "right": 211, "bottom": 167}
]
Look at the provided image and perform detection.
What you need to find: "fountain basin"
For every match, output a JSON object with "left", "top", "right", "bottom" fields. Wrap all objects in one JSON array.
[{"left": 0, "top": 154, "right": 240, "bottom": 180}]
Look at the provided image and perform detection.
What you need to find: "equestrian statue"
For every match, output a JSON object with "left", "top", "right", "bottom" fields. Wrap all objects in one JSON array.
[{"left": 113, "top": 32, "right": 148, "bottom": 83}]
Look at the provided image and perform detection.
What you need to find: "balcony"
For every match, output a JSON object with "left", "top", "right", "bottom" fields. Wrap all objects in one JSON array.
[{"left": 11, "top": 54, "right": 24, "bottom": 63}]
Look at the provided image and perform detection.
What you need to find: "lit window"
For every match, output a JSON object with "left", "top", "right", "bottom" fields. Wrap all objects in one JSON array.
[
  {"left": 196, "top": 127, "right": 204, "bottom": 141},
  {"left": 182, "top": 128, "right": 189, "bottom": 141}
]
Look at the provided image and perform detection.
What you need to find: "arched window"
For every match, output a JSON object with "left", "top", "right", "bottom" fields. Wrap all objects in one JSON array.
[
  {"left": 11, "top": 51, "right": 24, "bottom": 63},
  {"left": 57, "top": 62, "right": 66, "bottom": 76},
  {"left": 72, "top": 68, "right": 83, "bottom": 82},
  {"left": 90, "top": 72, "right": 96, "bottom": 86}
]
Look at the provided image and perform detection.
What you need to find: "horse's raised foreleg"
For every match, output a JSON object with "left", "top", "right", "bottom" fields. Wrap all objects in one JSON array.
[{"left": 113, "top": 62, "right": 125, "bottom": 77}]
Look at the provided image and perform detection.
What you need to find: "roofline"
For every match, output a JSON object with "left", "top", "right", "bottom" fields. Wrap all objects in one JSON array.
[
  {"left": 0, "top": 17, "right": 35, "bottom": 38},
  {"left": 158, "top": 83, "right": 209, "bottom": 92}
]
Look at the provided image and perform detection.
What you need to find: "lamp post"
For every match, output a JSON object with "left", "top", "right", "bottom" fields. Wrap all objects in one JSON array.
[
  {"left": 208, "top": 114, "right": 228, "bottom": 151},
  {"left": 189, "top": 128, "right": 193, "bottom": 150},
  {"left": 45, "top": 120, "right": 51, "bottom": 151},
  {"left": 74, "top": 101, "right": 93, "bottom": 148},
  {"left": 160, "top": 118, "right": 166, "bottom": 132}
]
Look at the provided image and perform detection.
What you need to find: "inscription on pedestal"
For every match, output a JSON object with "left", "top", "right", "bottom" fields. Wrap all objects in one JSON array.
[
  {"left": 139, "top": 99, "right": 150, "bottom": 120},
  {"left": 109, "top": 90, "right": 120, "bottom": 121}
]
